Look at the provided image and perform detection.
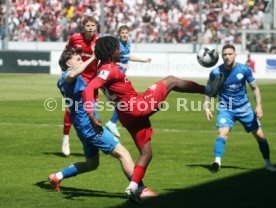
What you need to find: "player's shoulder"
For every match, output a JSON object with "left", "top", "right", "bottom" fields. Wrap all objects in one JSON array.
[
  {"left": 236, "top": 62, "right": 251, "bottom": 73},
  {"left": 57, "top": 70, "right": 69, "bottom": 88},
  {"left": 98, "top": 63, "right": 118, "bottom": 79},
  {"left": 69, "top": 33, "right": 83, "bottom": 41}
]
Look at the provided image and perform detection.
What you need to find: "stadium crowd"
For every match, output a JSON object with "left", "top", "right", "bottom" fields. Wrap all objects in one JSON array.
[{"left": 0, "top": 0, "right": 275, "bottom": 53}]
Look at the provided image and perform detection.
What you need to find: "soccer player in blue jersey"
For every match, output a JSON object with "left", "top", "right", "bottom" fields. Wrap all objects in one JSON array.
[
  {"left": 105, "top": 25, "right": 151, "bottom": 138},
  {"left": 204, "top": 44, "right": 276, "bottom": 172},
  {"left": 49, "top": 48, "right": 157, "bottom": 198}
]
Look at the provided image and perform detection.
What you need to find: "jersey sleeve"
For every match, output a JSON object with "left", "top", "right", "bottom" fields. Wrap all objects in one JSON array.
[
  {"left": 82, "top": 69, "right": 113, "bottom": 114},
  {"left": 245, "top": 65, "right": 255, "bottom": 84}
]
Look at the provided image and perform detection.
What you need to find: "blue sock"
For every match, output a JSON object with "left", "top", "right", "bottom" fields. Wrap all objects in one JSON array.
[
  {"left": 214, "top": 137, "right": 226, "bottom": 158},
  {"left": 110, "top": 110, "right": 118, "bottom": 123},
  {"left": 128, "top": 175, "right": 144, "bottom": 187},
  {"left": 258, "top": 139, "right": 270, "bottom": 159},
  {"left": 61, "top": 164, "right": 78, "bottom": 179}
]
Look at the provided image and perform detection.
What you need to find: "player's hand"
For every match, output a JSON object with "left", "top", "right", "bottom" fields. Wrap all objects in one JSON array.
[
  {"left": 88, "top": 113, "right": 103, "bottom": 135},
  {"left": 146, "top": 58, "right": 151, "bottom": 63},
  {"left": 255, "top": 105, "right": 263, "bottom": 119},
  {"left": 205, "top": 108, "right": 213, "bottom": 121},
  {"left": 121, "top": 63, "right": 128, "bottom": 69}
]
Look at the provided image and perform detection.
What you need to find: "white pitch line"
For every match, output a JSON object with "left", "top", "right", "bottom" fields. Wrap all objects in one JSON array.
[{"left": 1, "top": 122, "right": 276, "bottom": 135}]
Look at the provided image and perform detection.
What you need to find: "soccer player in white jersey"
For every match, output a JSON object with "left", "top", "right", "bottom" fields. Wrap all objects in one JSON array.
[{"left": 204, "top": 44, "right": 276, "bottom": 172}]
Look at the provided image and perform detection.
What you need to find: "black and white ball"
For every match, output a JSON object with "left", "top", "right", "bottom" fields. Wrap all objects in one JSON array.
[{"left": 197, "top": 46, "right": 219, "bottom": 68}]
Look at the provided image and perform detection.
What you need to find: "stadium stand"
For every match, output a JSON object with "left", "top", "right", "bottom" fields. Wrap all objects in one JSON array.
[{"left": 1, "top": 0, "right": 275, "bottom": 53}]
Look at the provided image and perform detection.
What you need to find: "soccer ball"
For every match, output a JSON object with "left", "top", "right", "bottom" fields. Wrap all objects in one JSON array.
[{"left": 197, "top": 46, "right": 219, "bottom": 68}]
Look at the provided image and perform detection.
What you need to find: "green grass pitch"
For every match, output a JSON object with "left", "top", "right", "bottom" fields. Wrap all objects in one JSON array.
[{"left": 0, "top": 74, "right": 275, "bottom": 208}]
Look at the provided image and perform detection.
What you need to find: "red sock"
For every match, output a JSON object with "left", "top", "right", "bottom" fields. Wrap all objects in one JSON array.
[
  {"left": 63, "top": 109, "right": 72, "bottom": 135},
  {"left": 186, "top": 81, "right": 205, "bottom": 94},
  {"left": 131, "top": 165, "right": 145, "bottom": 184}
]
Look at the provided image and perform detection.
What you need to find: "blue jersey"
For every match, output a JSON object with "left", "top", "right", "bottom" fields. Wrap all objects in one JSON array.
[
  {"left": 57, "top": 70, "right": 97, "bottom": 139},
  {"left": 210, "top": 62, "right": 255, "bottom": 113},
  {"left": 118, "top": 40, "right": 130, "bottom": 71}
]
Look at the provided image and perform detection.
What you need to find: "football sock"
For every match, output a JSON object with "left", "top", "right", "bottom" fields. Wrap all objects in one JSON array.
[
  {"left": 128, "top": 175, "right": 144, "bottom": 187},
  {"left": 214, "top": 137, "right": 226, "bottom": 158},
  {"left": 215, "top": 157, "right": 221, "bottom": 165},
  {"left": 63, "top": 109, "right": 72, "bottom": 135},
  {"left": 63, "top": 135, "right": 69, "bottom": 142},
  {"left": 61, "top": 164, "right": 78, "bottom": 179},
  {"left": 128, "top": 181, "right": 139, "bottom": 192},
  {"left": 55, "top": 172, "right": 63, "bottom": 181},
  {"left": 131, "top": 165, "right": 145, "bottom": 185},
  {"left": 257, "top": 139, "right": 270, "bottom": 161},
  {"left": 174, "top": 80, "right": 205, "bottom": 94},
  {"left": 110, "top": 110, "right": 119, "bottom": 123}
]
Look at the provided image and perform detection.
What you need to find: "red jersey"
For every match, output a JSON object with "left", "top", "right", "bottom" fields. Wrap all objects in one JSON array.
[
  {"left": 83, "top": 62, "right": 139, "bottom": 114},
  {"left": 66, "top": 33, "right": 100, "bottom": 83},
  {"left": 83, "top": 62, "right": 167, "bottom": 117}
]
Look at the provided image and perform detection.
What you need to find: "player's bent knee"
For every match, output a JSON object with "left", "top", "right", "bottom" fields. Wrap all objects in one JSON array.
[{"left": 85, "top": 157, "right": 99, "bottom": 171}]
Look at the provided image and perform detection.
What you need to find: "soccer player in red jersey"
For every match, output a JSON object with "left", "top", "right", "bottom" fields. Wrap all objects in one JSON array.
[
  {"left": 61, "top": 16, "right": 99, "bottom": 156},
  {"left": 82, "top": 36, "right": 223, "bottom": 199}
]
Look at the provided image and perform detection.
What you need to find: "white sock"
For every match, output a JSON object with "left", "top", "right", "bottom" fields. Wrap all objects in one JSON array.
[
  {"left": 128, "top": 181, "right": 138, "bottom": 192},
  {"left": 215, "top": 157, "right": 221, "bottom": 165},
  {"left": 63, "top": 135, "right": 69, "bottom": 142},
  {"left": 55, "top": 172, "right": 63, "bottom": 181}
]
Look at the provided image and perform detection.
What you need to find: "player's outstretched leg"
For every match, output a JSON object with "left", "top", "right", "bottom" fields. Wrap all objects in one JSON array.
[
  {"left": 161, "top": 74, "right": 224, "bottom": 97},
  {"left": 49, "top": 156, "right": 99, "bottom": 191}
]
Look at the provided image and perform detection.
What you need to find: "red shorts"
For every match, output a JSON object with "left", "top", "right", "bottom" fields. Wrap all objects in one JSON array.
[{"left": 118, "top": 81, "right": 167, "bottom": 148}]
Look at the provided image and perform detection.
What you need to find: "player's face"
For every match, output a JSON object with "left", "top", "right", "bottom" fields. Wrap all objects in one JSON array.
[
  {"left": 83, "top": 21, "right": 97, "bottom": 37},
  {"left": 67, "top": 54, "right": 83, "bottom": 68},
  {"left": 119, "top": 29, "right": 129, "bottom": 42},
  {"left": 112, "top": 46, "right": 121, "bottom": 61},
  {"left": 222, "top": 48, "right": 236, "bottom": 67}
]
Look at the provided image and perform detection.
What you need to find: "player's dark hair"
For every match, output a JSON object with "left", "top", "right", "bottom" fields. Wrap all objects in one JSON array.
[
  {"left": 59, "top": 48, "right": 82, "bottom": 71},
  {"left": 222, "top": 44, "right": 235, "bottom": 52},
  {"left": 118, "top": 25, "right": 129, "bottom": 34},
  {"left": 95, "top": 36, "right": 119, "bottom": 62},
  {"left": 82, "top": 16, "right": 97, "bottom": 26}
]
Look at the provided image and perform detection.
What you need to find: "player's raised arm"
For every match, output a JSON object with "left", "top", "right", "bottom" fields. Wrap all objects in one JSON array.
[
  {"left": 130, "top": 55, "right": 151, "bottom": 63},
  {"left": 65, "top": 55, "right": 95, "bottom": 82}
]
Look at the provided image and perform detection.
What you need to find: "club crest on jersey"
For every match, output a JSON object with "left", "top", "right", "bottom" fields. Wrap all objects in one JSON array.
[
  {"left": 219, "top": 118, "right": 227, "bottom": 124},
  {"left": 149, "top": 84, "right": 157, "bottom": 90},
  {"left": 236, "top": 73, "right": 244, "bottom": 80},
  {"left": 99, "top": 70, "right": 110, "bottom": 80}
]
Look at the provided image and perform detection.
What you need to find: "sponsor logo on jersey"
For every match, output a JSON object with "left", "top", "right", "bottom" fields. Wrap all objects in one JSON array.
[
  {"left": 219, "top": 118, "right": 226, "bottom": 124},
  {"left": 99, "top": 70, "right": 110, "bottom": 80}
]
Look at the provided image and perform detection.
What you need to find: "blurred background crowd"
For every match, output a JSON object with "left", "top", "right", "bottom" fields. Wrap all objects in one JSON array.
[{"left": 0, "top": 0, "right": 275, "bottom": 53}]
